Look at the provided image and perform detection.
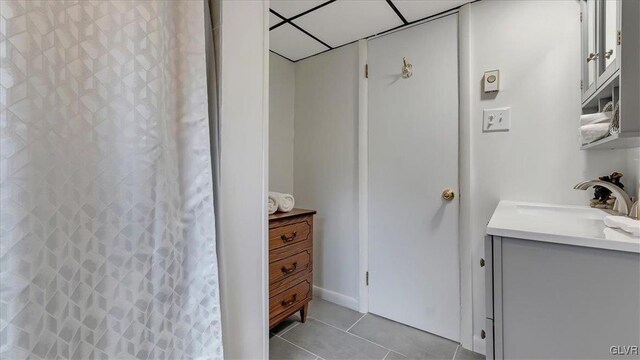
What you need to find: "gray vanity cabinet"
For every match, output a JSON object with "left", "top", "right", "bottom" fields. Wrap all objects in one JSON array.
[{"left": 484, "top": 235, "right": 640, "bottom": 359}]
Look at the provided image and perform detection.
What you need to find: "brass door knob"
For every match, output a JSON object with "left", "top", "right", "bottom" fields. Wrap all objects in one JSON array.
[{"left": 442, "top": 188, "right": 455, "bottom": 201}]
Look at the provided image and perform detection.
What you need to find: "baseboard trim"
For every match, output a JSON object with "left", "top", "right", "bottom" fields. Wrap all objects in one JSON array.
[
  {"left": 312, "top": 286, "right": 359, "bottom": 312},
  {"left": 473, "top": 334, "right": 486, "bottom": 356}
]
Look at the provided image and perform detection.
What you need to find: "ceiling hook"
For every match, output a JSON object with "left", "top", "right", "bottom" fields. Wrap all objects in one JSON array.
[{"left": 402, "top": 57, "right": 413, "bottom": 78}]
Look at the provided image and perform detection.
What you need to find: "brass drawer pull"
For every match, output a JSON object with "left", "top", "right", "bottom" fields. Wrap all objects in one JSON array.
[
  {"left": 281, "top": 262, "right": 298, "bottom": 275},
  {"left": 281, "top": 294, "right": 297, "bottom": 307},
  {"left": 281, "top": 231, "right": 297, "bottom": 243}
]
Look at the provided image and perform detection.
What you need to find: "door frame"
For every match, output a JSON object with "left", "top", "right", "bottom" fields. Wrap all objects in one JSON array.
[
  {"left": 220, "top": 0, "right": 270, "bottom": 358},
  {"left": 357, "top": 4, "right": 476, "bottom": 352}
]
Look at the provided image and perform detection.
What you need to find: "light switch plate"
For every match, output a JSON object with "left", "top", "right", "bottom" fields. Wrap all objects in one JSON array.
[{"left": 483, "top": 107, "right": 510, "bottom": 132}]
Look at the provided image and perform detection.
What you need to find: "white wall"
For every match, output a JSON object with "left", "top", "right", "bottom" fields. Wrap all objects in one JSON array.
[
  {"left": 466, "top": 0, "right": 639, "bottom": 352},
  {"left": 293, "top": 43, "right": 360, "bottom": 308},
  {"left": 218, "top": 0, "right": 268, "bottom": 358},
  {"left": 269, "top": 53, "right": 295, "bottom": 194}
]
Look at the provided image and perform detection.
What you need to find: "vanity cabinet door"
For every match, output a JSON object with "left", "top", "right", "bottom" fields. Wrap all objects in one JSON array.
[
  {"left": 598, "top": 0, "right": 620, "bottom": 84},
  {"left": 484, "top": 236, "right": 493, "bottom": 320},
  {"left": 485, "top": 319, "right": 494, "bottom": 360},
  {"left": 499, "top": 238, "right": 639, "bottom": 359},
  {"left": 581, "top": 0, "right": 599, "bottom": 102},
  {"left": 485, "top": 235, "right": 503, "bottom": 359}
]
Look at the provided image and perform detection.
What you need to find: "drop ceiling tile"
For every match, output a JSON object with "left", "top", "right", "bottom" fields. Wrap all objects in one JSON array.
[
  {"left": 270, "top": 12, "right": 283, "bottom": 28},
  {"left": 391, "top": 0, "right": 470, "bottom": 23},
  {"left": 293, "top": 0, "right": 403, "bottom": 48},
  {"left": 271, "top": 0, "right": 328, "bottom": 19},
  {"left": 270, "top": 23, "right": 329, "bottom": 61}
]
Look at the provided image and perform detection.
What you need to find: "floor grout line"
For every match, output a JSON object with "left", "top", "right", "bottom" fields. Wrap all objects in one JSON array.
[
  {"left": 345, "top": 312, "right": 367, "bottom": 332},
  {"left": 274, "top": 300, "right": 466, "bottom": 360},
  {"left": 307, "top": 316, "right": 409, "bottom": 358},
  {"left": 276, "top": 333, "right": 325, "bottom": 360},
  {"left": 278, "top": 321, "right": 300, "bottom": 336}
]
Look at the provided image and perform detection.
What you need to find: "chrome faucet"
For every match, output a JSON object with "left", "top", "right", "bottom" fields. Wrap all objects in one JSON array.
[{"left": 573, "top": 180, "right": 633, "bottom": 216}]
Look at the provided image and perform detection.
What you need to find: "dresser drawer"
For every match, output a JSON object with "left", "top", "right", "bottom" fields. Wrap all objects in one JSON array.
[
  {"left": 269, "top": 274, "right": 312, "bottom": 321},
  {"left": 269, "top": 249, "right": 312, "bottom": 286},
  {"left": 269, "top": 218, "right": 312, "bottom": 251}
]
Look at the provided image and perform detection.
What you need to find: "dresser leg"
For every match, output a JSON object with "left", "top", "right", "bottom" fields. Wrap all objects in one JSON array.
[{"left": 300, "top": 303, "right": 309, "bottom": 323}]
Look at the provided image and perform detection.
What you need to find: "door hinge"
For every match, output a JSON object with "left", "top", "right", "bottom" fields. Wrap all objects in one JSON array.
[
  {"left": 579, "top": 11, "right": 582, "bottom": 22},
  {"left": 366, "top": 271, "right": 369, "bottom": 286},
  {"left": 617, "top": 30, "right": 621, "bottom": 45},
  {"left": 365, "top": 64, "right": 368, "bottom": 78},
  {"left": 580, "top": 80, "right": 583, "bottom": 90}
]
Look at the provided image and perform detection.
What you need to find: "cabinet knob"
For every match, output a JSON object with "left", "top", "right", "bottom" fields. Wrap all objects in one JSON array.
[
  {"left": 481, "top": 330, "right": 486, "bottom": 339},
  {"left": 605, "top": 49, "right": 614, "bottom": 59},
  {"left": 480, "top": 258, "right": 485, "bottom": 267},
  {"left": 586, "top": 52, "right": 599, "bottom": 62}
]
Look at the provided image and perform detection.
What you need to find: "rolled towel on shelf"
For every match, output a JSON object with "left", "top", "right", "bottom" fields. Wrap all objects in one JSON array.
[
  {"left": 268, "top": 193, "right": 278, "bottom": 215},
  {"left": 579, "top": 122, "right": 611, "bottom": 145},
  {"left": 579, "top": 111, "right": 612, "bottom": 126},
  {"left": 269, "top": 191, "right": 295, "bottom": 213},
  {"left": 609, "top": 101, "right": 620, "bottom": 134}
]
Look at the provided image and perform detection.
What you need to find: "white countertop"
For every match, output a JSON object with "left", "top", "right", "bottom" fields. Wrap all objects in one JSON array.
[{"left": 487, "top": 201, "right": 640, "bottom": 253}]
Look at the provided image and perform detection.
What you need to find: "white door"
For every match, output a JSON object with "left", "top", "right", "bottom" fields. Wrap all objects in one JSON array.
[{"left": 368, "top": 14, "right": 460, "bottom": 341}]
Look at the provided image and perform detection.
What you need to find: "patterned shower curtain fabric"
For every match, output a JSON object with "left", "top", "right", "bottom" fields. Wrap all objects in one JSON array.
[{"left": 0, "top": 1, "right": 223, "bottom": 359}]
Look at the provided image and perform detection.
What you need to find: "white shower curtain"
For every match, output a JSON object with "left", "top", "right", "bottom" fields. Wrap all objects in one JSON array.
[{"left": 0, "top": 1, "right": 223, "bottom": 359}]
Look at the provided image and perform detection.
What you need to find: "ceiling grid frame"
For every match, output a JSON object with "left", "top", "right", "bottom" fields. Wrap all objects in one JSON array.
[{"left": 269, "top": 0, "right": 473, "bottom": 62}]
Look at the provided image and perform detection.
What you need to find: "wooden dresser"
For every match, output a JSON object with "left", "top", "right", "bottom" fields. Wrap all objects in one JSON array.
[{"left": 269, "top": 208, "right": 316, "bottom": 329}]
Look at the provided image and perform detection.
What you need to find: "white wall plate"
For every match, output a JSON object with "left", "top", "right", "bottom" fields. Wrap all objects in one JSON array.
[{"left": 483, "top": 107, "right": 511, "bottom": 132}]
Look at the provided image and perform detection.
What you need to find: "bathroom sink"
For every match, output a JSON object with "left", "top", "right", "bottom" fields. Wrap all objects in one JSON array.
[
  {"left": 487, "top": 201, "right": 639, "bottom": 253},
  {"left": 515, "top": 202, "right": 609, "bottom": 220}
]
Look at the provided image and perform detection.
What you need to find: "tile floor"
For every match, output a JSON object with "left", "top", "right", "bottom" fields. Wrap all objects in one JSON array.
[{"left": 269, "top": 299, "right": 485, "bottom": 360}]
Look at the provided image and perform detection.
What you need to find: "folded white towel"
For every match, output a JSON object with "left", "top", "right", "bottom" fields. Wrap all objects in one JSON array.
[
  {"left": 269, "top": 192, "right": 295, "bottom": 213},
  {"left": 579, "top": 112, "right": 612, "bottom": 126},
  {"left": 579, "top": 123, "right": 611, "bottom": 145},
  {"left": 268, "top": 193, "right": 278, "bottom": 215},
  {"left": 604, "top": 215, "right": 640, "bottom": 237}
]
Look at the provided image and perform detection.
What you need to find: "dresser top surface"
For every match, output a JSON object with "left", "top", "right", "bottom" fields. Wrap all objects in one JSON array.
[{"left": 269, "top": 208, "right": 316, "bottom": 221}]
